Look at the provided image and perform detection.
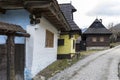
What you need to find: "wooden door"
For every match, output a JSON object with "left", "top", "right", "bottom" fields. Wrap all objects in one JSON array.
[
  {"left": 15, "top": 44, "right": 25, "bottom": 80},
  {"left": 0, "top": 45, "right": 7, "bottom": 80},
  {"left": 0, "top": 44, "right": 25, "bottom": 80}
]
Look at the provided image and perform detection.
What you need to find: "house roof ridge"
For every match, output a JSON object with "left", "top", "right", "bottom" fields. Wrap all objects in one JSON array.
[{"left": 83, "top": 19, "right": 112, "bottom": 35}]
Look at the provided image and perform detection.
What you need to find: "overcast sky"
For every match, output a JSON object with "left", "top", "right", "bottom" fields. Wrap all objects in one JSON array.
[{"left": 57, "top": 0, "right": 120, "bottom": 29}]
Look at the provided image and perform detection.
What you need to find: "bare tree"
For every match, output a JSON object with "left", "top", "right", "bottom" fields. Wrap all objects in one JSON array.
[{"left": 108, "top": 23, "right": 120, "bottom": 42}]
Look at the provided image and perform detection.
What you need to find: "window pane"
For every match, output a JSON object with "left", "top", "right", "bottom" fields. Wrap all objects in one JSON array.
[
  {"left": 92, "top": 37, "right": 97, "bottom": 42},
  {"left": 45, "top": 30, "right": 54, "bottom": 48},
  {"left": 58, "top": 39, "right": 64, "bottom": 46},
  {"left": 100, "top": 37, "right": 104, "bottom": 42},
  {"left": 73, "top": 40, "right": 75, "bottom": 49}
]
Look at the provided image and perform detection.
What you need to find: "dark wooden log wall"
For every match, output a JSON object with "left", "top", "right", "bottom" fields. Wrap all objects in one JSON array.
[
  {"left": 0, "top": 44, "right": 25, "bottom": 80},
  {"left": 0, "top": 44, "right": 7, "bottom": 80},
  {"left": 86, "top": 35, "right": 110, "bottom": 47},
  {"left": 15, "top": 44, "right": 25, "bottom": 80}
]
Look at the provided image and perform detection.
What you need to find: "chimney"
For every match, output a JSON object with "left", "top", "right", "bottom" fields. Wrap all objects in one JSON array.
[{"left": 99, "top": 19, "right": 102, "bottom": 23}]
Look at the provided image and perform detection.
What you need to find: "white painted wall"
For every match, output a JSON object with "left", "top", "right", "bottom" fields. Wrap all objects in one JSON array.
[{"left": 26, "top": 17, "right": 58, "bottom": 78}]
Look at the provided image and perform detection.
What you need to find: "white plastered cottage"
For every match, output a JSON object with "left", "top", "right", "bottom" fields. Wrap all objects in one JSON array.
[{"left": 0, "top": 0, "right": 70, "bottom": 79}]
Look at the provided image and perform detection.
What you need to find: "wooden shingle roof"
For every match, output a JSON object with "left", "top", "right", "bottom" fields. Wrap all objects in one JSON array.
[
  {"left": 0, "top": 22, "right": 26, "bottom": 33},
  {"left": 0, "top": 0, "right": 71, "bottom": 31},
  {"left": 84, "top": 19, "right": 112, "bottom": 35},
  {"left": 60, "top": 3, "right": 81, "bottom": 31},
  {"left": 0, "top": 22, "right": 30, "bottom": 37}
]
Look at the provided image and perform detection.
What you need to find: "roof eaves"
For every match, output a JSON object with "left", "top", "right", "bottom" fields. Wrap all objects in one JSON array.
[
  {"left": 0, "top": 0, "right": 71, "bottom": 31},
  {"left": 25, "top": 0, "right": 71, "bottom": 31},
  {"left": 51, "top": 0, "right": 71, "bottom": 31},
  {"left": 0, "top": 22, "right": 30, "bottom": 37}
]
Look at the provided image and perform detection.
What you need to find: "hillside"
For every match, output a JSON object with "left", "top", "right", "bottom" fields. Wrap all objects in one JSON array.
[
  {"left": 82, "top": 28, "right": 87, "bottom": 33},
  {"left": 109, "top": 23, "right": 120, "bottom": 42},
  {"left": 110, "top": 23, "right": 120, "bottom": 32}
]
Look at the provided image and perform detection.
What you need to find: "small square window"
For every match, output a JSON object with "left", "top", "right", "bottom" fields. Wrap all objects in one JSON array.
[
  {"left": 58, "top": 39, "right": 64, "bottom": 46},
  {"left": 45, "top": 30, "right": 54, "bottom": 48},
  {"left": 100, "top": 37, "right": 104, "bottom": 42},
  {"left": 92, "top": 37, "right": 97, "bottom": 42}
]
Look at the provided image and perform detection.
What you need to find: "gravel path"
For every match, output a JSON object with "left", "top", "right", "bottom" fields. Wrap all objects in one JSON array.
[{"left": 49, "top": 45, "right": 120, "bottom": 80}]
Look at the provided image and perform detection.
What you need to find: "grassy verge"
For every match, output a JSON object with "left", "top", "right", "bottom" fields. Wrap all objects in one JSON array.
[
  {"left": 35, "top": 57, "right": 81, "bottom": 79},
  {"left": 110, "top": 42, "right": 120, "bottom": 47},
  {"left": 33, "top": 44, "right": 120, "bottom": 80},
  {"left": 34, "top": 50, "right": 99, "bottom": 79},
  {"left": 80, "top": 50, "right": 99, "bottom": 56}
]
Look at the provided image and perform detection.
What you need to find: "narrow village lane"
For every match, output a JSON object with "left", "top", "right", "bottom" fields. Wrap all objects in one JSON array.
[{"left": 49, "top": 45, "right": 120, "bottom": 80}]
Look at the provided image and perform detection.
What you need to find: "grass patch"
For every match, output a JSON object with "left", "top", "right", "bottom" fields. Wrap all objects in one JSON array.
[
  {"left": 80, "top": 50, "right": 101, "bottom": 57},
  {"left": 34, "top": 50, "right": 99, "bottom": 79},
  {"left": 36, "top": 57, "right": 81, "bottom": 79},
  {"left": 110, "top": 42, "right": 120, "bottom": 47}
]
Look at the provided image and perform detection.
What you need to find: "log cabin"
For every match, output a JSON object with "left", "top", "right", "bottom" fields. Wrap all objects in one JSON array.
[{"left": 83, "top": 19, "right": 112, "bottom": 50}]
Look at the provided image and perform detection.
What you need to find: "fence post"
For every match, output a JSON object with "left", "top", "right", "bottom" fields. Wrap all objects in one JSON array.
[{"left": 6, "top": 35, "right": 15, "bottom": 80}]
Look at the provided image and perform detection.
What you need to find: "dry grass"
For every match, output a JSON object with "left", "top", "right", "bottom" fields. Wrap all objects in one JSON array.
[
  {"left": 110, "top": 42, "right": 120, "bottom": 47},
  {"left": 33, "top": 43, "right": 120, "bottom": 80},
  {"left": 33, "top": 50, "right": 99, "bottom": 79},
  {"left": 34, "top": 56, "right": 81, "bottom": 79},
  {"left": 80, "top": 50, "right": 100, "bottom": 56}
]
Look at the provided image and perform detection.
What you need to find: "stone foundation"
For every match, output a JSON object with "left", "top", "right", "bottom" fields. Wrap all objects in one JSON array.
[{"left": 87, "top": 47, "right": 110, "bottom": 50}]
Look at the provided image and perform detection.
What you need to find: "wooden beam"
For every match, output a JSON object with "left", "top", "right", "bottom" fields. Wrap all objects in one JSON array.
[
  {"left": 0, "top": 1, "right": 23, "bottom": 9},
  {"left": 47, "top": 3, "right": 70, "bottom": 31},
  {"left": 31, "top": 10, "right": 42, "bottom": 18},
  {"left": 48, "top": 4, "right": 60, "bottom": 21},
  {"left": 0, "top": 32, "right": 30, "bottom": 37},
  {"left": 15, "top": 33, "right": 30, "bottom": 37},
  {"left": 25, "top": 0, "right": 70, "bottom": 31},
  {"left": 50, "top": 1, "right": 70, "bottom": 31},
  {"left": 24, "top": 1, "right": 50, "bottom": 9},
  {"left": 6, "top": 35, "right": 15, "bottom": 80},
  {"left": 0, "top": 8, "right": 6, "bottom": 14}
]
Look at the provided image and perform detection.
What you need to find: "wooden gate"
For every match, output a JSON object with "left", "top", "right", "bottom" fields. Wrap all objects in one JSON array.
[
  {"left": 0, "top": 44, "right": 25, "bottom": 80},
  {"left": 0, "top": 45, "right": 7, "bottom": 80},
  {"left": 15, "top": 44, "right": 25, "bottom": 80}
]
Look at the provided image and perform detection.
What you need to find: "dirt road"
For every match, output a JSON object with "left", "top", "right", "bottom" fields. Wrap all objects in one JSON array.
[{"left": 49, "top": 46, "right": 120, "bottom": 80}]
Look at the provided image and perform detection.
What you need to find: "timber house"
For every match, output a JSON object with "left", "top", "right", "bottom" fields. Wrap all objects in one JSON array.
[{"left": 83, "top": 19, "right": 112, "bottom": 50}]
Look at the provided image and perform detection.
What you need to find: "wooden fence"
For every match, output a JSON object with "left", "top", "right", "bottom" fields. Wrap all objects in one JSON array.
[{"left": 0, "top": 44, "right": 25, "bottom": 80}]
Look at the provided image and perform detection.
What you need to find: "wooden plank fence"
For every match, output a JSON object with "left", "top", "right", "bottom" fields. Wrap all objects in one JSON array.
[
  {"left": 0, "top": 44, "right": 7, "bottom": 80},
  {"left": 0, "top": 44, "right": 25, "bottom": 80}
]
